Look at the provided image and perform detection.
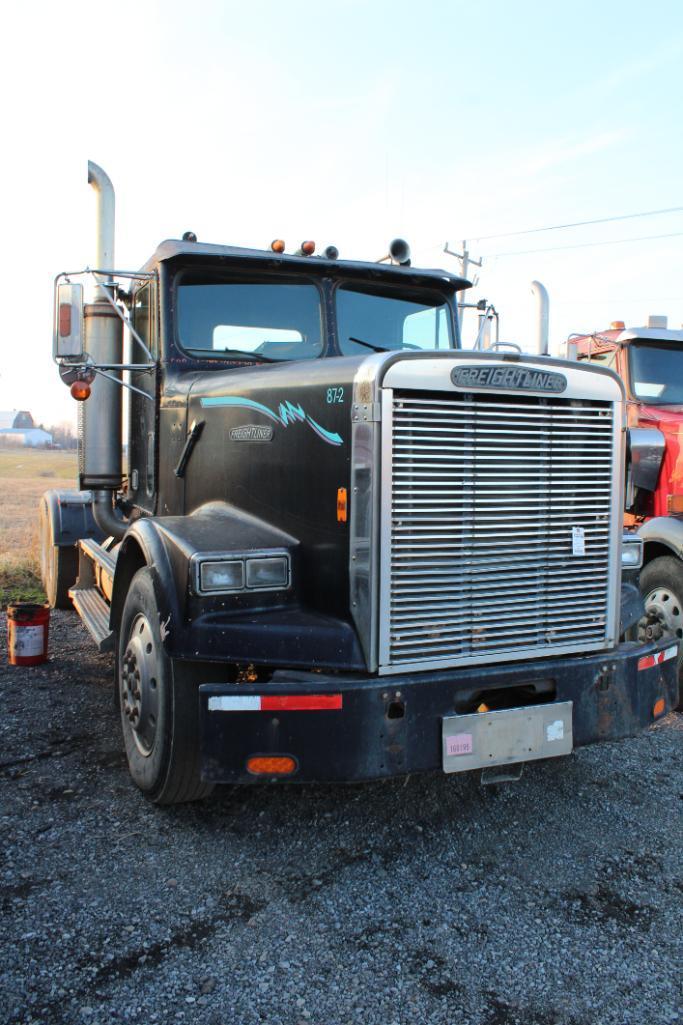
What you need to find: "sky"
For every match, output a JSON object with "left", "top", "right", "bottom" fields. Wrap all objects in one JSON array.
[{"left": 1, "top": 0, "right": 682, "bottom": 426}]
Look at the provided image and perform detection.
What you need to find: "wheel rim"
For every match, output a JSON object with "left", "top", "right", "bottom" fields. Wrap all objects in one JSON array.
[
  {"left": 644, "top": 586, "right": 683, "bottom": 643},
  {"left": 121, "top": 613, "right": 160, "bottom": 757}
]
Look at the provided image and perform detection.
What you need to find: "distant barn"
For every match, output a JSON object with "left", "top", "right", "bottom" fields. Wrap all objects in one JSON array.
[{"left": 0, "top": 410, "right": 53, "bottom": 447}]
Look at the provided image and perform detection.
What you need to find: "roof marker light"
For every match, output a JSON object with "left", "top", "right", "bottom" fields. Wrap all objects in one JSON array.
[
  {"left": 300, "top": 240, "right": 315, "bottom": 256},
  {"left": 271, "top": 239, "right": 286, "bottom": 253}
]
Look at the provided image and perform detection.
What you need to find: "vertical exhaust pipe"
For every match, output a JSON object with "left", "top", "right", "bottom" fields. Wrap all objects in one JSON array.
[
  {"left": 84, "top": 161, "right": 126, "bottom": 539},
  {"left": 531, "top": 280, "right": 549, "bottom": 355}
]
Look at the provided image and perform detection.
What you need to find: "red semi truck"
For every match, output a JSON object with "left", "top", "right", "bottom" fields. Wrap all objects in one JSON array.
[{"left": 569, "top": 316, "right": 683, "bottom": 700}]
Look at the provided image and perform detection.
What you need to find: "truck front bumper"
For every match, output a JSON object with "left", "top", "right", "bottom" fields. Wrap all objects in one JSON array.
[{"left": 198, "top": 639, "right": 678, "bottom": 783}]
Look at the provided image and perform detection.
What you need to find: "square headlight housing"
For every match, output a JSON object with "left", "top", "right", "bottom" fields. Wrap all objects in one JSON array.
[
  {"left": 621, "top": 533, "right": 643, "bottom": 569},
  {"left": 192, "top": 551, "right": 291, "bottom": 596}
]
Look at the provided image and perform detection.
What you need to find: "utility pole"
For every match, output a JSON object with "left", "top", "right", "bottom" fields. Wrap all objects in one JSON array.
[{"left": 443, "top": 240, "right": 483, "bottom": 333}]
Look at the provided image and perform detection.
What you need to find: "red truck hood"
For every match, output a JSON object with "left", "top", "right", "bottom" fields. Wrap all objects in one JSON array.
[{"left": 637, "top": 404, "right": 683, "bottom": 510}]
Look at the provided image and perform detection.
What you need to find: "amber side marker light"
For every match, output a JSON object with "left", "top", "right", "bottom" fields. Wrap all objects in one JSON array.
[
  {"left": 610, "top": 320, "right": 626, "bottom": 330},
  {"left": 247, "top": 756, "right": 297, "bottom": 776},
  {"left": 270, "top": 239, "right": 286, "bottom": 253},
  {"left": 653, "top": 698, "right": 666, "bottom": 719},
  {"left": 301, "top": 240, "right": 316, "bottom": 256},
  {"left": 337, "top": 487, "right": 348, "bottom": 523},
  {"left": 70, "top": 379, "right": 91, "bottom": 401}
]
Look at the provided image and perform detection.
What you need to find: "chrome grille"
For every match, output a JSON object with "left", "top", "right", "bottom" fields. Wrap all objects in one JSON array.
[{"left": 382, "top": 390, "right": 616, "bottom": 668}]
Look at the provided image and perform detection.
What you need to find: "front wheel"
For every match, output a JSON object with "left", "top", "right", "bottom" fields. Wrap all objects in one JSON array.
[
  {"left": 640, "top": 556, "right": 683, "bottom": 711},
  {"left": 118, "top": 567, "right": 213, "bottom": 804}
]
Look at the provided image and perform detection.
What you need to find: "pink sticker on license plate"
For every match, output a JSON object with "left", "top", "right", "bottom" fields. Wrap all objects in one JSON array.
[{"left": 446, "top": 733, "right": 473, "bottom": 756}]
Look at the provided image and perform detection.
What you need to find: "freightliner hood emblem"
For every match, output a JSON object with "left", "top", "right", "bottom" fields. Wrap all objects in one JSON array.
[{"left": 451, "top": 365, "right": 567, "bottom": 394}]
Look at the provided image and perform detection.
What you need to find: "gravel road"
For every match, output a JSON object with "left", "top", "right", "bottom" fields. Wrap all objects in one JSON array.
[{"left": 1, "top": 610, "right": 681, "bottom": 1025}]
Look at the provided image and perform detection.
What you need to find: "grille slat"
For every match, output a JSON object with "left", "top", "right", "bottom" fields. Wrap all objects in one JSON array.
[{"left": 382, "top": 389, "right": 615, "bottom": 667}]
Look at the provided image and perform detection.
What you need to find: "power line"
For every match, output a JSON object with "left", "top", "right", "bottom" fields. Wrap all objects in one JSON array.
[
  {"left": 483, "top": 230, "right": 683, "bottom": 259},
  {"left": 471, "top": 206, "right": 683, "bottom": 243}
]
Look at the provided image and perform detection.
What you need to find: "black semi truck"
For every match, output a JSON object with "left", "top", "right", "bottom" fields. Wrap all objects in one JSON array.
[{"left": 40, "top": 162, "right": 678, "bottom": 803}]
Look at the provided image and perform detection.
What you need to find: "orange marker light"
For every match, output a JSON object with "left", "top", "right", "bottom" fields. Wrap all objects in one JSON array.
[
  {"left": 476, "top": 702, "right": 490, "bottom": 713},
  {"left": 337, "top": 487, "right": 348, "bottom": 523},
  {"left": 301, "top": 240, "right": 316, "bottom": 256},
  {"left": 70, "top": 379, "right": 91, "bottom": 401},
  {"left": 270, "top": 239, "right": 286, "bottom": 253},
  {"left": 610, "top": 320, "right": 625, "bottom": 330},
  {"left": 653, "top": 697, "right": 666, "bottom": 719},
  {"left": 246, "top": 756, "right": 297, "bottom": 776}
]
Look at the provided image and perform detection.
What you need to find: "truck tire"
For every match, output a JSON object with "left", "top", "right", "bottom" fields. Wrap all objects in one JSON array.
[
  {"left": 640, "top": 556, "right": 683, "bottom": 711},
  {"left": 118, "top": 567, "right": 213, "bottom": 804},
  {"left": 39, "top": 497, "right": 78, "bottom": 609}
]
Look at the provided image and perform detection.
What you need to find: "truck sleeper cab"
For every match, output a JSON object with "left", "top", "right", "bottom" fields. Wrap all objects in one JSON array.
[{"left": 40, "top": 164, "right": 678, "bottom": 803}]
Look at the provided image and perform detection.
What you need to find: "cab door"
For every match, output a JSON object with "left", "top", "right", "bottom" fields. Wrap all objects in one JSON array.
[{"left": 127, "top": 282, "right": 157, "bottom": 511}]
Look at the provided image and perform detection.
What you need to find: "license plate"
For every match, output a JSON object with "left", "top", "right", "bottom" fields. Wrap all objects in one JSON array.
[{"left": 442, "top": 701, "right": 573, "bottom": 773}]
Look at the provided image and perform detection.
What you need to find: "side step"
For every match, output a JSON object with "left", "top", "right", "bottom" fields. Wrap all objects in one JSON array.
[{"left": 69, "top": 587, "right": 114, "bottom": 653}]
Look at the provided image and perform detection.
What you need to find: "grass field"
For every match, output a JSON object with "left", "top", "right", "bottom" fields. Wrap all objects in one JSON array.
[{"left": 0, "top": 447, "right": 78, "bottom": 607}]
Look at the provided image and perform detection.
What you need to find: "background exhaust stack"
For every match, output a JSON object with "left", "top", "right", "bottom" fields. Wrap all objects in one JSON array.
[
  {"left": 84, "top": 161, "right": 125, "bottom": 538},
  {"left": 531, "top": 280, "right": 549, "bottom": 355}
]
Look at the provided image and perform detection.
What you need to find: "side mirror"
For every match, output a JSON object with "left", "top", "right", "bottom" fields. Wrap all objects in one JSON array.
[
  {"left": 626, "top": 427, "right": 665, "bottom": 508},
  {"left": 53, "top": 282, "right": 84, "bottom": 358}
]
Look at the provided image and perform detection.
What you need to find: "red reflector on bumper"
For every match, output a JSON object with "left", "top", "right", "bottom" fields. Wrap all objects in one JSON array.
[
  {"left": 207, "top": 694, "right": 343, "bottom": 712},
  {"left": 260, "top": 694, "right": 343, "bottom": 711},
  {"left": 637, "top": 645, "right": 678, "bottom": 671}
]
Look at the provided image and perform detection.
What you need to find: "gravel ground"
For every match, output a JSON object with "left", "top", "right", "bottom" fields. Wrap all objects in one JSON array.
[{"left": 1, "top": 609, "right": 681, "bottom": 1025}]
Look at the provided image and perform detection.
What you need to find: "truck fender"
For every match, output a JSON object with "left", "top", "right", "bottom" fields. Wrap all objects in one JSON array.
[
  {"left": 638, "top": 517, "right": 683, "bottom": 562},
  {"left": 109, "top": 518, "right": 181, "bottom": 646},
  {"left": 109, "top": 502, "right": 298, "bottom": 650},
  {"left": 39, "top": 489, "right": 104, "bottom": 548}
]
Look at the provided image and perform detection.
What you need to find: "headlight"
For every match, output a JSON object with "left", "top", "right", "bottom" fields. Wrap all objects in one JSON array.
[
  {"left": 245, "top": 556, "right": 289, "bottom": 589},
  {"left": 621, "top": 535, "right": 643, "bottom": 569},
  {"left": 192, "top": 551, "right": 291, "bottom": 595},
  {"left": 200, "top": 560, "right": 244, "bottom": 593}
]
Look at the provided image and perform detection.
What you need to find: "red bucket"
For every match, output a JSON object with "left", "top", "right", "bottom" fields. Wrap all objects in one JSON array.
[{"left": 7, "top": 602, "right": 50, "bottom": 666}]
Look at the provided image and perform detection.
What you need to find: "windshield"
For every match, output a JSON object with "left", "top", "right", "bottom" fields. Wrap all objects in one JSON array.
[
  {"left": 630, "top": 341, "right": 683, "bottom": 404},
  {"left": 337, "top": 283, "right": 453, "bottom": 356},
  {"left": 177, "top": 278, "right": 323, "bottom": 361}
]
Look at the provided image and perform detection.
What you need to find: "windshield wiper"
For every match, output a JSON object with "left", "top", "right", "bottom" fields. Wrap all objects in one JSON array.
[
  {"left": 184, "top": 347, "right": 278, "bottom": 363},
  {"left": 348, "top": 336, "right": 390, "bottom": 353}
]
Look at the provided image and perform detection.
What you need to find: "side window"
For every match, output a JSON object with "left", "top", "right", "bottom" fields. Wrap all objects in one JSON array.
[
  {"left": 132, "top": 285, "right": 153, "bottom": 360},
  {"left": 403, "top": 306, "right": 450, "bottom": 350},
  {"left": 580, "top": 344, "right": 617, "bottom": 370}
]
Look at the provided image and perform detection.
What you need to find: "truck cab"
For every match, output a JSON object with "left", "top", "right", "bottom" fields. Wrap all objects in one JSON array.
[
  {"left": 570, "top": 317, "right": 683, "bottom": 702},
  {"left": 39, "top": 164, "right": 678, "bottom": 804}
]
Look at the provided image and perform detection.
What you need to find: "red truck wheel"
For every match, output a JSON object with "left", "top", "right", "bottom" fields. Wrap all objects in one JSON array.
[
  {"left": 641, "top": 556, "right": 683, "bottom": 711},
  {"left": 117, "top": 567, "right": 213, "bottom": 804}
]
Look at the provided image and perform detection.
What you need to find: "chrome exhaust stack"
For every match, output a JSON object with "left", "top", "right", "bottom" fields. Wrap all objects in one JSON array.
[{"left": 83, "top": 161, "right": 125, "bottom": 538}]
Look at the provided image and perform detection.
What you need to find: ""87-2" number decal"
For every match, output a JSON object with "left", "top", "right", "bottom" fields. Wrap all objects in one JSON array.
[{"left": 326, "top": 386, "right": 344, "bottom": 404}]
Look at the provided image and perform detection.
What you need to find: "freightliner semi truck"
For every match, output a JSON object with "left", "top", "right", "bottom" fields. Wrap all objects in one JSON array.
[{"left": 39, "top": 163, "right": 678, "bottom": 804}]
